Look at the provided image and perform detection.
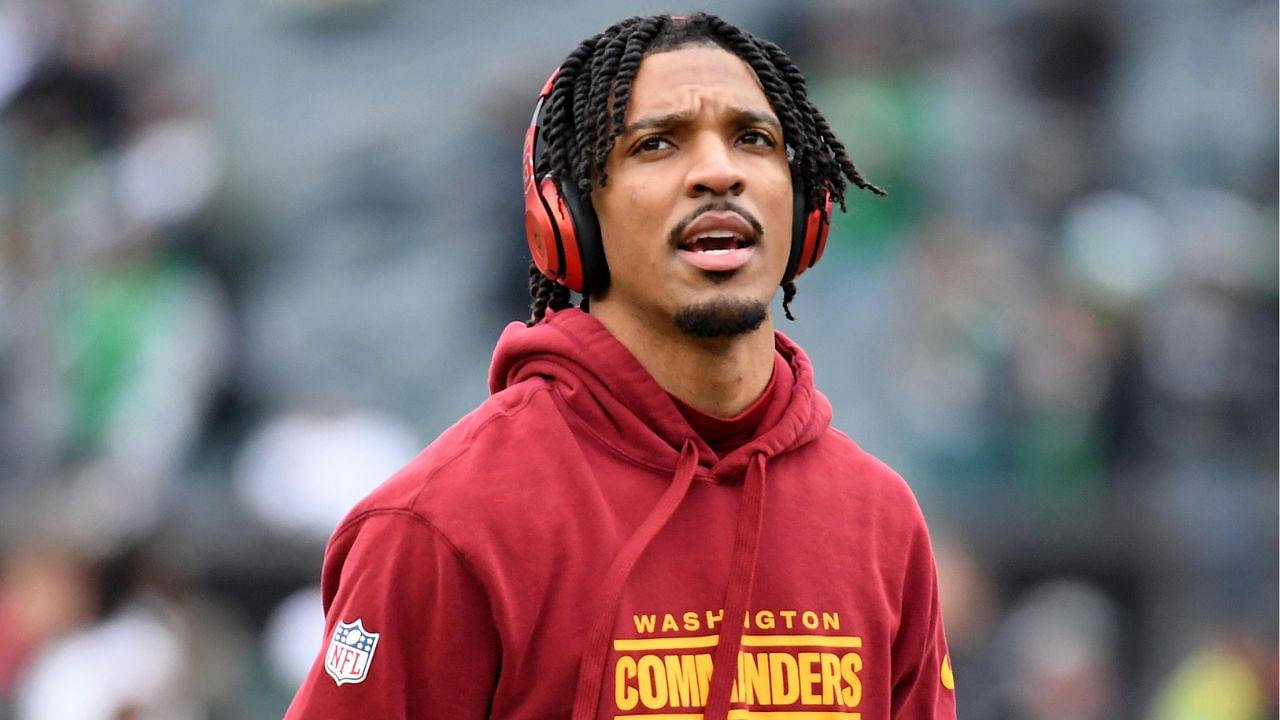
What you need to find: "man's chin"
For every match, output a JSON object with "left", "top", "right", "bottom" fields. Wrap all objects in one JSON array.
[{"left": 672, "top": 297, "right": 769, "bottom": 339}]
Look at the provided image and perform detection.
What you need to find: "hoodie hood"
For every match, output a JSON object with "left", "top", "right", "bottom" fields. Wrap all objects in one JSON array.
[{"left": 488, "top": 307, "right": 832, "bottom": 479}]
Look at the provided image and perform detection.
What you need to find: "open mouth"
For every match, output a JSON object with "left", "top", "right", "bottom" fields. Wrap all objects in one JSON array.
[
  {"left": 678, "top": 231, "right": 755, "bottom": 254},
  {"left": 676, "top": 231, "right": 756, "bottom": 272},
  {"left": 672, "top": 209, "right": 762, "bottom": 273}
]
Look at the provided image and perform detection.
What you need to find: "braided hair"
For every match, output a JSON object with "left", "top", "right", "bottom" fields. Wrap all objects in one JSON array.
[{"left": 526, "top": 12, "right": 884, "bottom": 326}]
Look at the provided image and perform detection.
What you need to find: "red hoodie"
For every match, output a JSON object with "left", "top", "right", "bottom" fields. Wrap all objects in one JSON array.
[{"left": 286, "top": 308, "right": 957, "bottom": 719}]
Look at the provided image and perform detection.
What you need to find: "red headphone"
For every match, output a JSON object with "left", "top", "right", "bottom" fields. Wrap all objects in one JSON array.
[{"left": 523, "top": 66, "right": 832, "bottom": 294}]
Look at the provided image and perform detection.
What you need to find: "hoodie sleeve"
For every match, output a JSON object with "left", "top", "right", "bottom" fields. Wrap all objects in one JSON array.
[
  {"left": 285, "top": 511, "right": 501, "bottom": 719},
  {"left": 890, "top": 515, "right": 958, "bottom": 719}
]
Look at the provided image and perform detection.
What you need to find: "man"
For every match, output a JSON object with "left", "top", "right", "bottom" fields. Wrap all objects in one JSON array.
[{"left": 287, "top": 12, "right": 956, "bottom": 719}]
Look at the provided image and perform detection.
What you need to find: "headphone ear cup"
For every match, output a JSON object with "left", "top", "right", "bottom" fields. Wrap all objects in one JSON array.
[
  {"left": 522, "top": 65, "right": 609, "bottom": 296},
  {"left": 802, "top": 191, "right": 832, "bottom": 272},
  {"left": 537, "top": 176, "right": 584, "bottom": 291},
  {"left": 785, "top": 177, "right": 810, "bottom": 282},
  {"left": 557, "top": 179, "right": 608, "bottom": 295},
  {"left": 784, "top": 178, "right": 831, "bottom": 283},
  {"left": 524, "top": 125, "right": 562, "bottom": 281}
]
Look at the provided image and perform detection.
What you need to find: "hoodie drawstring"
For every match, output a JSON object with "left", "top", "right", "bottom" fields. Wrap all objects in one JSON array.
[
  {"left": 570, "top": 439, "right": 700, "bottom": 720},
  {"left": 702, "top": 452, "right": 768, "bottom": 720}
]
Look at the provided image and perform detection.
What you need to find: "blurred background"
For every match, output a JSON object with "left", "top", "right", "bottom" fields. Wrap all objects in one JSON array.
[{"left": 0, "top": 0, "right": 1274, "bottom": 717}]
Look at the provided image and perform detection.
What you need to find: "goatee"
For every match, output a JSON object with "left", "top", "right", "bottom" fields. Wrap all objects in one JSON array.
[{"left": 672, "top": 297, "right": 768, "bottom": 339}]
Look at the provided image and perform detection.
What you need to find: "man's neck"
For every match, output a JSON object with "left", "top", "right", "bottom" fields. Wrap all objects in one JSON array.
[{"left": 590, "top": 301, "right": 776, "bottom": 418}]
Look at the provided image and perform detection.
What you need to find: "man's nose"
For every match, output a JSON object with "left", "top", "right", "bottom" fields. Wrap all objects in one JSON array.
[{"left": 685, "top": 137, "right": 746, "bottom": 197}]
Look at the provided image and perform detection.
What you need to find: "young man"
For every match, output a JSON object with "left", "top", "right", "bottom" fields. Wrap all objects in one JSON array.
[{"left": 287, "top": 13, "right": 956, "bottom": 720}]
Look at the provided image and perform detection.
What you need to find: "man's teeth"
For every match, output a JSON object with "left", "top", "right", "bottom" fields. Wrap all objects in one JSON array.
[{"left": 683, "top": 232, "right": 747, "bottom": 252}]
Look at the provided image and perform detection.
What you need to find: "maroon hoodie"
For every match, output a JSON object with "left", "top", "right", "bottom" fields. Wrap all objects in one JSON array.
[{"left": 286, "top": 308, "right": 957, "bottom": 719}]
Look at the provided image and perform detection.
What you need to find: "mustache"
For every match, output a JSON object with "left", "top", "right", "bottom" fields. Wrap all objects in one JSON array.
[{"left": 667, "top": 201, "right": 765, "bottom": 248}]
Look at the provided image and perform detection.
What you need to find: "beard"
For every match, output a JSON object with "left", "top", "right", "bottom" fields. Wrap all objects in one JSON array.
[{"left": 672, "top": 296, "right": 769, "bottom": 339}]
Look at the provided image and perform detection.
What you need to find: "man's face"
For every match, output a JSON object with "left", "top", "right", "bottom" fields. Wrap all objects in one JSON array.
[{"left": 590, "top": 45, "right": 793, "bottom": 338}]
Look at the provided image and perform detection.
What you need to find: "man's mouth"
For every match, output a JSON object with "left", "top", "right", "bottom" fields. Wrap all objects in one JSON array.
[
  {"left": 674, "top": 211, "right": 759, "bottom": 273},
  {"left": 678, "top": 231, "right": 753, "bottom": 252}
]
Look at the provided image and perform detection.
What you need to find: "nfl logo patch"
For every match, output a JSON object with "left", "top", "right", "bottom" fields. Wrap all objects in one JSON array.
[{"left": 324, "top": 618, "right": 380, "bottom": 686}]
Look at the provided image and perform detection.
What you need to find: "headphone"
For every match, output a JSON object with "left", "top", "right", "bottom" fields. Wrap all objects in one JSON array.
[{"left": 523, "top": 66, "right": 832, "bottom": 295}]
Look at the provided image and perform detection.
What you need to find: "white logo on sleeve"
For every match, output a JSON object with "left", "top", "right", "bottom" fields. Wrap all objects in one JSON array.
[{"left": 324, "top": 619, "right": 380, "bottom": 686}]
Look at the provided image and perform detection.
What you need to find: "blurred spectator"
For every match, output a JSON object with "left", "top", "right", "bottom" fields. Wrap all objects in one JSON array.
[
  {"left": 13, "top": 592, "right": 196, "bottom": 720},
  {"left": 233, "top": 407, "right": 420, "bottom": 543},
  {"left": 996, "top": 579, "right": 1123, "bottom": 720},
  {"left": 0, "top": 541, "right": 96, "bottom": 700},
  {"left": 933, "top": 534, "right": 1000, "bottom": 718},
  {"left": 0, "top": 0, "right": 231, "bottom": 514},
  {"left": 1147, "top": 634, "right": 1275, "bottom": 720},
  {"left": 263, "top": 587, "right": 324, "bottom": 695}
]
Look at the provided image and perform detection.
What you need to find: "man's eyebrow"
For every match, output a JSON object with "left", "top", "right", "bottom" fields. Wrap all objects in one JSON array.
[
  {"left": 732, "top": 108, "right": 783, "bottom": 133},
  {"left": 622, "top": 107, "right": 783, "bottom": 135}
]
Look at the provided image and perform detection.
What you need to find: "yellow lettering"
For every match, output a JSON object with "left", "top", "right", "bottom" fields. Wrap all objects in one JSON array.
[
  {"left": 695, "top": 653, "right": 714, "bottom": 703},
  {"left": 822, "top": 611, "right": 840, "bottom": 630},
  {"left": 661, "top": 614, "right": 679, "bottom": 632},
  {"left": 730, "top": 651, "right": 749, "bottom": 703},
  {"left": 802, "top": 610, "right": 820, "bottom": 629},
  {"left": 664, "top": 655, "right": 699, "bottom": 707},
  {"left": 683, "top": 611, "right": 701, "bottom": 632},
  {"left": 615, "top": 657, "right": 638, "bottom": 711},
  {"left": 633, "top": 615, "right": 656, "bottom": 634},
  {"left": 799, "top": 652, "right": 822, "bottom": 704},
  {"left": 706, "top": 609, "right": 724, "bottom": 631},
  {"left": 840, "top": 652, "right": 863, "bottom": 707},
  {"left": 820, "top": 652, "right": 841, "bottom": 705},
  {"left": 742, "top": 652, "right": 771, "bottom": 704},
  {"left": 637, "top": 655, "right": 668, "bottom": 709},
  {"left": 755, "top": 610, "right": 775, "bottom": 630},
  {"left": 779, "top": 610, "right": 797, "bottom": 629},
  {"left": 769, "top": 652, "right": 800, "bottom": 703}
]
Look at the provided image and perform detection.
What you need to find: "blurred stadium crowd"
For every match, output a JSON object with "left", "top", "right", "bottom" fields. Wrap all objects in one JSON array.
[{"left": 0, "top": 0, "right": 1274, "bottom": 718}]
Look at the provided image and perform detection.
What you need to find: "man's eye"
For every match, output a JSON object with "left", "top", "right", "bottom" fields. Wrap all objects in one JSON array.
[
  {"left": 739, "top": 130, "right": 776, "bottom": 147},
  {"left": 634, "top": 136, "right": 673, "bottom": 154}
]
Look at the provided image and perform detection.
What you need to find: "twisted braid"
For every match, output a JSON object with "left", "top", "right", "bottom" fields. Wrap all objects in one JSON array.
[
  {"left": 756, "top": 39, "right": 826, "bottom": 203},
  {"left": 527, "top": 262, "right": 573, "bottom": 326},
  {"left": 600, "top": 18, "right": 665, "bottom": 186},
  {"left": 542, "top": 43, "right": 592, "bottom": 184},
  {"left": 782, "top": 280, "right": 798, "bottom": 321},
  {"left": 585, "top": 29, "right": 629, "bottom": 181},
  {"left": 570, "top": 57, "right": 596, "bottom": 191},
  {"left": 526, "top": 11, "right": 882, "bottom": 324}
]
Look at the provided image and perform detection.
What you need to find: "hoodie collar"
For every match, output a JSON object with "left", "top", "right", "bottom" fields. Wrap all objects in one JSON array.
[{"left": 488, "top": 307, "right": 831, "bottom": 478}]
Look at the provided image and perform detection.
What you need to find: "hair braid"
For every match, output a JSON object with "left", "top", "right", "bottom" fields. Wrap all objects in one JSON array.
[
  {"left": 756, "top": 40, "right": 825, "bottom": 201},
  {"left": 600, "top": 18, "right": 666, "bottom": 187},
  {"left": 813, "top": 109, "right": 887, "bottom": 204},
  {"left": 527, "top": 262, "right": 574, "bottom": 326},
  {"left": 525, "top": 11, "right": 884, "bottom": 324},
  {"left": 781, "top": 280, "right": 798, "bottom": 321},
  {"left": 542, "top": 44, "right": 592, "bottom": 180},
  {"left": 584, "top": 24, "right": 634, "bottom": 188},
  {"left": 569, "top": 61, "right": 596, "bottom": 191}
]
